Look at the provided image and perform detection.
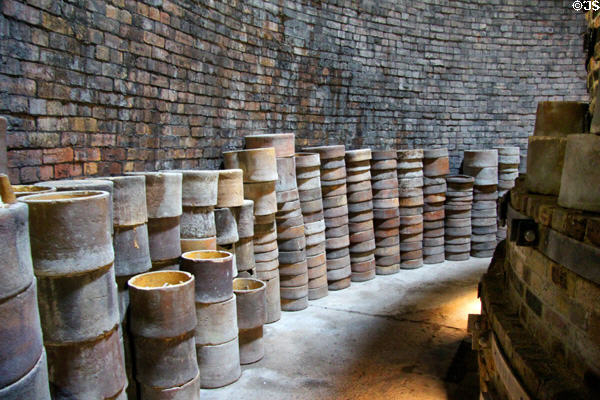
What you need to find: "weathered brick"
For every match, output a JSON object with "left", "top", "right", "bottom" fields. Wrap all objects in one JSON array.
[
  {"left": 54, "top": 163, "right": 82, "bottom": 179},
  {"left": 0, "top": 0, "right": 588, "bottom": 185},
  {"left": 42, "top": 147, "right": 73, "bottom": 164}
]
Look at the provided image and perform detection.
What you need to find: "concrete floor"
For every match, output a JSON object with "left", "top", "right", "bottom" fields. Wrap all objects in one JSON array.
[{"left": 203, "top": 258, "right": 489, "bottom": 399}]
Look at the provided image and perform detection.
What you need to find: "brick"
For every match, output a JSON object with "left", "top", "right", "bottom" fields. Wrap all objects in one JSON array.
[
  {"left": 41, "top": 12, "right": 72, "bottom": 35},
  {"left": 584, "top": 217, "right": 600, "bottom": 248},
  {"left": 54, "top": 163, "right": 82, "bottom": 179},
  {"left": 8, "top": 149, "right": 42, "bottom": 167},
  {"left": 43, "top": 147, "right": 73, "bottom": 164},
  {"left": 2, "top": 0, "right": 40, "bottom": 25},
  {"left": 525, "top": 289, "right": 543, "bottom": 317},
  {"left": 74, "top": 148, "right": 101, "bottom": 162}
]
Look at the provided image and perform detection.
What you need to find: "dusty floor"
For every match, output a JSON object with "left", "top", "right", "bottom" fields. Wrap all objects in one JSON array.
[{"left": 202, "top": 258, "right": 488, "bottom": 399}]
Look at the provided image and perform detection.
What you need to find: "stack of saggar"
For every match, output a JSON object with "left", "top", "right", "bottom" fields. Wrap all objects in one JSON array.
[
  {"left": 444, "top": 175, "right": 474, "bottom": 261},
  {"left": 224, "top": 148, "right": 279, "bottom": 279},
  {"left": 304, "top": 145, "right": 352, "bottom": 291},
  {"left": 463, "top": 150, "right": 498, "bottom": 258},
  {"left": 128, "top": 270, "right": 200, "bottom": 398},
  {"left": 181, "top": 250, "right": 241, "bottom": 388},
  {"left": 225, "top": 147, "right": 280, "bottom": 323},
  {"left": 104, "top": 175, "right": 151, "bottom": 399},
  {"left": 247, "top": 134, "right": 309, "bottom": 312},
  {"left": 0, "top": 181, "right": 51, "bottom": 400},
  {"left": 494, "top": 147, "right": 520, "bottom": 242},
  {"left": 295, "top": 152, "right": 329, "bottom": 300},
  {"left": 127, "top": 172, "right": 183, "bottom": 271},
  {"left": 422, "top": 148, "right": 450, "bottom": 264},
  {"left": 370, "top": 150, "right": 401, "bottom": 275},
  {"left": 344, "top": 149, "right": 377, "bottom": 281},
  {"left": 233, "top": 200, "right": 256, "bottom": 277},
  {"left": 22, "top": 190, "right": 126, "bottom": 398},
  {"left": 215, "top": 169, "right": 245, "bottom": 276},
  {"left": 173, "top": 170, "right": 219, "bottom": 254},
  {"left": 397, "top": 149, "right": 425, "bottom": 269},
  {"left": 233, "top": 277, "right": 267, "bottom": 364}
]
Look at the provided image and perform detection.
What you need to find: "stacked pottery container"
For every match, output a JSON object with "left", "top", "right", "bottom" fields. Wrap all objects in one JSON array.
[
  {"left": 233, "top": 277, "right": 267, "bottom": 364},
  {"left": 233, "top": 200, "right": 256, "bottom": 277},
  {"left": 247, "top": 134, "right": 309, "bottom": 311},
  {"left": 370, "top": 150, "right": 401, "bottom": 275},
  {"left": 174, "top": 170, "right": 220, "bottom": 253},
  {"left": 304, "top": 145, "right": 352, "bottom": 291},
  {"left": 215, "top": 169, "right": 245, "bottom": 276},
  {"left": 495, "top": 147, "right": 520, "bottom": 242},
  {"left": 344, "top": 149, "right": 377, "bottom": 281},
  {"left": 295, "top": 152, "right": 329, "bottom": 299},
  {"left": 1, "top": 181, "right": 51, "bottom": 400},
  {"left": 128, "top": 270, "right": 200, "bottom": 398},
  {"left": 444, "top": 175, "right": 474, "bottom": 261},
  {"left": 22, "top": 190, "right": 127, "bottom": 399},
  {"left": 224, "top": 148, "right": 278, "bottom": 279},
  {"left": 463, "top": 150, "right": 499, "bottom": 257},
  {"left": 422, "top": 148, "right": 450, "bottom": 264},
  {"left": 181, "top": 250, "right": 241, "bottom": 388},
  {"left": 224, "top": 147, "right": 280, "bottom": 323},
  {"left": 396, "top": 149, "right": 425, "bottom": 269},
  {"left": 103, "top": 175, "right": 151, "bottom": 399},
  {"left": 127, "top": 172, "right": 183, "bottom": 271}
]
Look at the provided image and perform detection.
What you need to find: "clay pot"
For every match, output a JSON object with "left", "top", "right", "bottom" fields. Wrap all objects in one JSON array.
[
  {"left": 21, "top": 191, "right": 114, "bottom": 276},
  {"left": 113, "top": 224, "right": 152, "bottom": 276},
  {"left": 304, "top": 145, "right": 345, "bottom": 160},
  {"left": 126, "top": 172, "right": 182, "bottom": 218},
  {"left": 0, "top": 281, "right": 44, "bottom": 388},
  {"left": 12, "top": 185, "right": 55, "bottom": 198},
  {"left": 102, "top": 175, "right": 148, "bottom": 226},
  {"left": 245, "top": 133, "right": 295, "bottom": 157},
  {"left": 215, "top": 207, "right": 239, "bottom": 245},
  {"left": 234, "top": 199, "right": 255, "bottom": 239},
  {"left": 196, "top": 338, "right": 241, "bottom": 388},
  {"left": 217, "top": 169, "right": 244, "bottom": 208},
  {"left": 35, "top": 180, "right": 115, "bottom": 229},
  {"left": 168, "top": 170, "right": 219, "bottom": 207},
  {"left": 37, "top": 264, "right": 119, "bottom": 343},
  {"left": 194, "top": 295, "right": 238, "bottom": 345},
  {"left": 0, "top": 350, "right": 50, "bottom": 400},
  {"left": 148, "top": 216, "right": 182, "bottom": 262},
  {"left": 233, "top": 278, "right": 267, "bottom": 364},
  {"left": 263, "top": 275, "right": 281, "bottom": 323},
  {"left": 0, "top": 201, "right": 34, "bottom": 300},
  {"left": 128, "top": 270, "right": 197, "bottom": 338},
  {"left": 294, "top": 152, "right": 321, "bottom": 168},
  {"left": 422, "top": 148, "right": 449, "bottom": 177},
  {"left": 244, "top": 181, "right": 277, "bottom": 216},
  {"left": 181, "top": 206, "right": 216, "bottom": 239},
  {"left": 223, "top": 148, "right": 278, "bottom": 183},
  {"left": 275, "top": 156, "right": 298, "bottom": 192},
  {"left": 463, "top": 150, "right": 498, "bottom": 168},
  {"left": 181, "top": 237, "right": 217, "bottom": 253},
  {"left": 181, "top": 250, "right": 234, "bottom": 303},
  {"left": 45, "top": 326, "right": 126, "bottom": 400},
  {"left": 139, "top": 371, "right": 200, "bottom": 400}
]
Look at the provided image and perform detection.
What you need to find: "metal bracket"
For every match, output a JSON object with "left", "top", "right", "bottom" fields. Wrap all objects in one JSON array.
[{"left": 509, "top": 218, "right": 538, "bottom": 247}]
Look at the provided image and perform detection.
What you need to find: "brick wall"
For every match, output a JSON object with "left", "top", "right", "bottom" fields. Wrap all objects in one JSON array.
[{"left": 0, "top": 0, "right": 587, "bottom": 183}]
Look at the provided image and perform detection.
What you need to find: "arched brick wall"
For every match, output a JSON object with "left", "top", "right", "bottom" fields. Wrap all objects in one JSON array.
[{"left": 0, "top": 0, "right": 587, "bottom": 183}]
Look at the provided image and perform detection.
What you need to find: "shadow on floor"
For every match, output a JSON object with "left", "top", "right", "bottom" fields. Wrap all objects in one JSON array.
[{"left": 444, "top": 339, "right": 480, "bottom": 400}]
